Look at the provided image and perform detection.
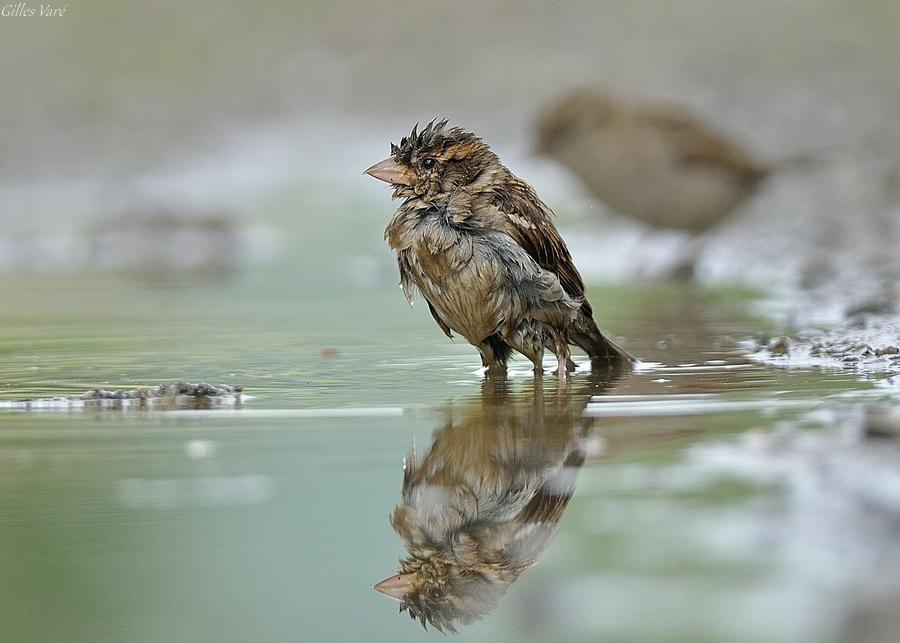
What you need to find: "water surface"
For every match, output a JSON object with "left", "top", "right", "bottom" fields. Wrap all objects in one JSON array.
[{"left": 2, "top": 270, "right": 896, "bottom": 642}]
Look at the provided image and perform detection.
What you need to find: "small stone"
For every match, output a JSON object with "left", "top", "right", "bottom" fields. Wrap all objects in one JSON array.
[
  {"left": 73, "top": 382, "right": 242, "bottom": 401},
  {"left": 864, "top": 409, "right": 900, "bottom": 439},
  {"left": 768, "top": 336, "right": 790, "bottom": 356}
]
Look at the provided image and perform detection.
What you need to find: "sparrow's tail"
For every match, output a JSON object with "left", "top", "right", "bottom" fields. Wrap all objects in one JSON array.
[{"left": 569, "top": 313, "right": 636, "bottom": 365}]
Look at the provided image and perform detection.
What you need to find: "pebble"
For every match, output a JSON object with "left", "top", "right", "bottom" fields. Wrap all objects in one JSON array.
[
  {"left": 768, "top": 336, "right": 790, "bottom": 356},
  {"left": 78, "top": 381, "right": 243, "bottom": 400}
]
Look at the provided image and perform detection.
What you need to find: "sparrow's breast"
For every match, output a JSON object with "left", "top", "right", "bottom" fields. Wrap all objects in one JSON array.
[
  {"left": 406, "top": 221, "right": 507, "bottom": 343},
  {"left": 398, "top": 211, "right": 575, "bottom": 345}
]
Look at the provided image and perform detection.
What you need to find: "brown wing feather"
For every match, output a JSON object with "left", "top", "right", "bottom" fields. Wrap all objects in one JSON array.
[
  {"left": 428, "top": 301, "right": 453, "bottom": 339},
  {"left": 489, "top": 176, "right": 592, "bottom": 315},
  {"left": 502, "top": 449, "right": 585, "bottom": 568},
  {"left": 637, "top": 106, "right": 768, "bottom": 182},
  {"left": 515, "top": 449, "right": 585, "bottom": 526}
]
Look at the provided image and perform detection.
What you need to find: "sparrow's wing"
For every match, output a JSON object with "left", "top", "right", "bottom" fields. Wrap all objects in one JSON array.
[
  {"left": 502, "top": 449, "right": 586, "bottom": 568},
  {"left": 489, "top": 178, "right": 589, "bottom": 310},
  {"left": 515, "top": 448, "right": 584, "bottom": 526},
  {"left": 395, "top": 251, "right": 419, "bottom": 305},
  {"left": 428, "top": 301, "right": 453, "bottom": 339},
  {"left": 638, "top": 108, "right": 767, "bottom": 181}
]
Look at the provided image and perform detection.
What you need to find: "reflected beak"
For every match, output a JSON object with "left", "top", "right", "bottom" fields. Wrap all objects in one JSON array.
[
  {"left": 373, "top": 573, "right": 414, "bottom": 601},
  {"left": 364, "top": 157, "right": 412, "bottom": 186}
]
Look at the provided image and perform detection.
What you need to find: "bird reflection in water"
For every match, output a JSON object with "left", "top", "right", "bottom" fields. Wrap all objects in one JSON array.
[{"left": 374, "top": 367, "right": 624, "bottom": 632}]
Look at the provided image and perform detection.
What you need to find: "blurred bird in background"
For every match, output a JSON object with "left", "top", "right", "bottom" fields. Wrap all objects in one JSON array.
[
  {"left": 365, "top": 120, "right": 633, "bottom": 374},
  {"left": 534, "top": 90, "right": 816, "bottom": 277},
  {"left": 374, "top": 370, "right": 623, "bottom": 631}
]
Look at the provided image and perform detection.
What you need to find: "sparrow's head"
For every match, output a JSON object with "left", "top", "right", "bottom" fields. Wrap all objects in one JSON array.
[
  {"left": 534, "top": 90, "right": 614, "bottom": 156},
  {"left": 373, "top": 557, "right": 508, "bottom": 633},
  {"left": 365, "top": 120, "right": 500, "bottom": 202}
]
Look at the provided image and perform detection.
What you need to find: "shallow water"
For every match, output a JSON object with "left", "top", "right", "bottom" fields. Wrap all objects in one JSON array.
[
  {"left": 1, "top": 268, "right": 897, "bottom": 642},
  {"left": 2, "top": 1, "right": 899, "bottom": 640}
]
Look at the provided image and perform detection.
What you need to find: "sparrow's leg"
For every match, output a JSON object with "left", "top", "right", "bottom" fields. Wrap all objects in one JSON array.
[
  {"left": 506, "top": 322, "right": 545, "bottom": 374},
  {"left": 553, "top": 334, "right": 572, "bottom": 378},
  {"left": 479, "top": 351, "right": 502, "bottom": 371},
  {"left": 519, "top": 344, "right": 545, "bottom": 374}
]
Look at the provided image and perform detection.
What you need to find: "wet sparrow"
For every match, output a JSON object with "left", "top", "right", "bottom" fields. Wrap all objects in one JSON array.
[
  {"left": 365, "top": 120, "right": 633, "bottom": 374},
  {"left": 535, "top": 90, "right": 770, "bottom": 234}
]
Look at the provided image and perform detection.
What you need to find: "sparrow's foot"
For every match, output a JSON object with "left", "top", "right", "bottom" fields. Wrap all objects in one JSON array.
[{"left": 484, "top": 364, "right": 508, "bottom": 381}]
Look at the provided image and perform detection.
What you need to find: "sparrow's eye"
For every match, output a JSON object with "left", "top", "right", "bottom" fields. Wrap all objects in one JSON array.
[{"left": 422, "top": 157, "right": 436, "bottom": 169}]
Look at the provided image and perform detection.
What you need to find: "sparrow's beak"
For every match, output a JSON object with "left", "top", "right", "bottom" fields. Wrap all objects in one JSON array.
[
  {"left": 364, "top": 157, "right": 412, "bottom": 186},
  {"left": 373, "top": 573, "right": 414, "bottom": 601}
]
